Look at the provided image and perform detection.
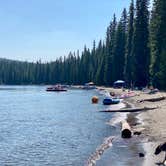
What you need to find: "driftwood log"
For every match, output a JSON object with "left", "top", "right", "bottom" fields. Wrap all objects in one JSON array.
[
  {"left": 121, "top": 120, "right": 132, "bottom": 138},
  {"left": 138, "top": 96, "right": 166, "bottom": 103},
  {"left": 100, "top": 106, "right": 158, "bottom": 113}
]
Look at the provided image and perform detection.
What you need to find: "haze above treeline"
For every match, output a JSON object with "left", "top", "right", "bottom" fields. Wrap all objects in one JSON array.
[{"left": 0, "top": 0, "right": 166, "bottom": 90}]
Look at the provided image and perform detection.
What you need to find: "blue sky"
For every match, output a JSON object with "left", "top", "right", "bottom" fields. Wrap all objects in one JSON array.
[{"left": 0, "top": 0, "right": 145, "bottom": 62}]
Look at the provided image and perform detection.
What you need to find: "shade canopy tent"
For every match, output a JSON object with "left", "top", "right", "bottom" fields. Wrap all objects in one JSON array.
[{"left": 113, "top": 80, "right": 125, "bottom": 88}]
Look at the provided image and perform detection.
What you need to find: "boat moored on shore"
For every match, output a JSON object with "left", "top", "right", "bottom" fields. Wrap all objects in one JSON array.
[
  {"left": 103, "top": 97, "right": 120, "bottom": 105},
  {"left": 46, "top": 85, "right": 67, "bottom": 92},
  {"left": 82, "top": 82, "right": 96, "bottom": 90}
]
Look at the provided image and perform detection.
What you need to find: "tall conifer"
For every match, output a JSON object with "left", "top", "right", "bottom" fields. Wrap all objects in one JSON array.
[
  {"left": 132, "top": 0, "right": 150, "bottom": 87},
  {"left": 113, "top": 9, "right": 127, "bottom": 81},
  {"left": 150, "top": 0, "right": 166, "bottom": 89},
  {"left": 124, "top": 0, "right": 134, "bottom": 86}
]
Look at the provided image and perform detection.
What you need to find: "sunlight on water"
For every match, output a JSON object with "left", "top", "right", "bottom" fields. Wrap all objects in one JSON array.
[{"left": 0, "top": 86, "right": 142, "bottom": 166}]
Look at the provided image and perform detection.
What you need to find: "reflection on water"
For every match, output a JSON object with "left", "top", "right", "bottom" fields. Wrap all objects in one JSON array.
[{"left": 0, "top": 86, "right": 142, "bottom": 166}]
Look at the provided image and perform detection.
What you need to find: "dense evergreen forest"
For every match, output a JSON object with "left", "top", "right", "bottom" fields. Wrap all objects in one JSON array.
[{"left": 0, "top": 0, "right": 166, "bottom": 89}]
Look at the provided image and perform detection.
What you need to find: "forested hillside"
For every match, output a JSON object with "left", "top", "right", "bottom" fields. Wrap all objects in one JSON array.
[{"left": 0, "top": 0, "right": 166, "bottom": 89}]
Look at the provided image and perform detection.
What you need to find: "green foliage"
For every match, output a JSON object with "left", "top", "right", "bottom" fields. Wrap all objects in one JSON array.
[
  {"left": 113, "top": 9, "right": 127, "bottom": 81},
  {"left": 150, "top": 0, "right": 166, "bottom": 89},
  {"left": 132, "top": 0, "right": 150, "bottom": 87},
  {"left": 104, "top": 14, "right": 117, "bottom": 85},
  {"left": 0, "top": 0, "right": 166, "bottom": 90},
  {"left": 124, "top": 0, "right": 134, "bottom": 85}
]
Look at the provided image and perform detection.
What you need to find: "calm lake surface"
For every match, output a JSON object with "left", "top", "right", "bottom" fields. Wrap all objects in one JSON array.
[{"left": 0, "top": 86, "right": 142, "bottom": 166}]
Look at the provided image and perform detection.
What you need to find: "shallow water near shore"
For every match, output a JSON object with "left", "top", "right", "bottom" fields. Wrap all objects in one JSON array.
[{"left": 0, "top": 86, "right": 143, "bottom": 165}]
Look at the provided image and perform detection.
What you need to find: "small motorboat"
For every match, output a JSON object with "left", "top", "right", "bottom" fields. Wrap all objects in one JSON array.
[
  {"left": 82, "top": 85, "right": 96, "bottom": 90},
  {"left": 82, "top": 82, "right": 96, "bottom": 90},
  {"left": 103, "top": 97, "right": 120, "bottom": 105},
  {"left": 46, "top": 85, "right": 67, "bottom": 92}
]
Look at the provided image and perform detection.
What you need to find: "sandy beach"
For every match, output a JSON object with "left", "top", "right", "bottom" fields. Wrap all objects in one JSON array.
[
  {"left": 98, "top": 87, "right": 166, "bottom": 165},
  {"left": 130, "top": 91, "right": 166, "bottom": 166}
]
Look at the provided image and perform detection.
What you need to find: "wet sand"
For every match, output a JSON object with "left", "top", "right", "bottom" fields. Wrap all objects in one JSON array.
[{"left": 98, "top": 87, "right": 166, "bottom": 166}]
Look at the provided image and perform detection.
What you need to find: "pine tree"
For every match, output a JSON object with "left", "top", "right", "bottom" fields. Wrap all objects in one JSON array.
[
  {"left": 150, "top": 0, "right": 166, "bottom": 89},
  {"left": 124, "top": 0, "right": 134, "bottom": 86},
  {"left": 132, "top": 0, "right": 150, "bottom": 87},
  {"left": 104, "top": 14, "right": 117, "bottom": 85},
  {"left": 113, "top": 9, "right": 127, "bottom": 81},
  {"left": 95, "top": 40, "right": 105, "bottom": 85}
]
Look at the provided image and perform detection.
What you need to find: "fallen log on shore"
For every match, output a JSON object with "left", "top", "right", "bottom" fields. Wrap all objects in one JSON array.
[
  {"left": 138, "top": 96, "right": 166, "bottom": 103},
  {"left": 121, "top": 120, "right": 132, "bottom": 138},
  {"left": 100, "top": 106, "right": 158, "bottom": 113}
]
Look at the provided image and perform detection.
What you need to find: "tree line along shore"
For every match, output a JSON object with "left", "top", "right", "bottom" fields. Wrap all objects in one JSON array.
[{"left": 0, "top": 0, "right": 166, "bottom": 90}]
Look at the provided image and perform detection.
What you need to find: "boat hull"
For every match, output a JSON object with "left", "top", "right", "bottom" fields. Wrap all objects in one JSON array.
[
  {"left": 46, "top": 85, "right": 67, "bottom": 92},
  {"left": 46, "top": 89, "right": 67, "bottom": 92},
  {"left": 103, "top": 98, "right": 120, "bottom": 105}
]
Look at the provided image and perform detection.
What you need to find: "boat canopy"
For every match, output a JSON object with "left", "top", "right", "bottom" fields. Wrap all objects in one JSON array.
[
  {"left": 114, "top": 80, "right": 125, "bottom": 84},
  {"left": 113, "top": 80, "right": 125, "bottom": 88},
  {"left": 85, "top": 82, "right": 95, "bottom": 86}
]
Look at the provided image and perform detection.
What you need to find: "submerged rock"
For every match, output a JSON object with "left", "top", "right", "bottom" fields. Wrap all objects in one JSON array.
[{"left": 139, "top": 153, "right": 145, "bottom": 157}]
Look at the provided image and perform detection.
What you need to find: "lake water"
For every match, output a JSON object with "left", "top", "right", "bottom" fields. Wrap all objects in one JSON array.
[{"left": 0, "top": 86, "right": 143, "bottom": 166}]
